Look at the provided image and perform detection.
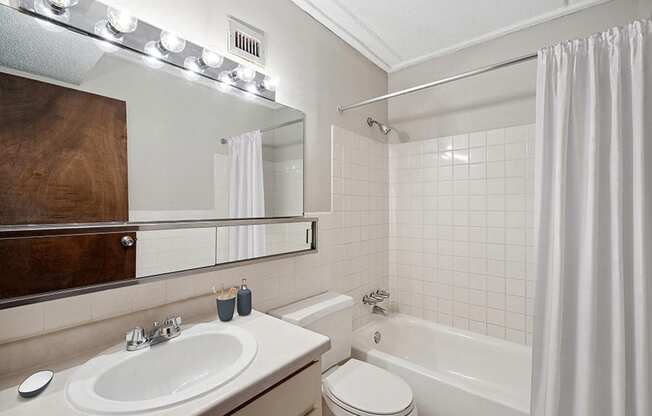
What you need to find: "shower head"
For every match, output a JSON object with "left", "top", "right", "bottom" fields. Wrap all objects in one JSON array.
[{"left": 367, "top": 117, "right": 392, "bottom": 135}]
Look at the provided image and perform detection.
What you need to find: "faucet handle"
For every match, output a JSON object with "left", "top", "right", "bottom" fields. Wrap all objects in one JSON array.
[
  {"left": 164, "top": 315, "right": 181, "bottom": 328},
  {"left": 126, "top": 327, "right": 147, "bottom": 351},
  {"left": 375, "top": 289, "right": 390, "bottom": 298},
  {"left": 362, "top": 294, "right": 378, "bottom": 305}
]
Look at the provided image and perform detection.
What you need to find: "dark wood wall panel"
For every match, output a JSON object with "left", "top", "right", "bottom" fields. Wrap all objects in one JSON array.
[
  {"left": 0, "top": 233, "right": 136, "bottom": 299},
  {"left": 0, "top": 72, "right": 128, "bottom": 224}
]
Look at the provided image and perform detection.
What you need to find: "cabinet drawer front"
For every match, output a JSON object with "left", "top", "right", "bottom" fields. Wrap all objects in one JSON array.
[{"left": 230, "top": 361, "right": 321, "bottom": 416}]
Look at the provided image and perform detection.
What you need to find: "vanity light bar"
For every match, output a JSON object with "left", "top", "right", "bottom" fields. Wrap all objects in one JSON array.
[{"left": 18, "top": 0, "right": 277, "bottom": 101}]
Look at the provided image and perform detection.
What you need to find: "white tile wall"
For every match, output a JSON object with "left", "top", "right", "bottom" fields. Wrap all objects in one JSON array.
[
  {"left": 0, "top": 126, "right": 388, "bottom": 348},
  {"left": 388, "top": 124, "right": 536, "bottom": 344},
  {"left": 329, "top": 125, "right": 390, "bottom": 328}
]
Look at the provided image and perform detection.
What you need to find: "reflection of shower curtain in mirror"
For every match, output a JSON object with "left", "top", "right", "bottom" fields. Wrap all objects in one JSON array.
[{"left": 226, "top": 130, "right": 266, "bottom": 261}]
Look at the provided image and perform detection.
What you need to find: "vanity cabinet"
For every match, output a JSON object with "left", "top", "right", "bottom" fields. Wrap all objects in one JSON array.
[{"left": 225, "top": 361, "right": 322, "bottom": 416}]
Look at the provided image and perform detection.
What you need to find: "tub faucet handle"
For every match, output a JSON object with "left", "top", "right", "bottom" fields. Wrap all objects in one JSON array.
[
  {"left": 369, "top": 293, "right": 384, "bottom": 301},
  {"left": 375, "top": 289, "right": 390, "bottom": 298},
  {"left": 362, "top": 294, "right": 378, "bottom": 305},
  {"left": 372, "top": 305, "right": 388, "bottom": 316}
]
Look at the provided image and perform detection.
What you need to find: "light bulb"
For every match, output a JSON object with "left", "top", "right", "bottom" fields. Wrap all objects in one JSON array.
[
  {"left": 144, "top": 40, "right": 166, "bottom": 58},
  {"left": 184, "top": 56, "right": 202, "bottom": 73},
  {"left": 94, "top": 19, "right": 125, "bottom": 42},
  {"left": 107, "top": 7, "right": 138, "bottom": 34},
  {"left": 261, "top": 75, "right": 277, "bottom": 91},
  {"left": 201, "top": 48, "right": 223, "bottom": 68},
  {"left": 46, "top": 0, "right": 79, "bottom": 9},
  {"left": 160, "top": 30, "right": 186, "bottom": 53},
  {"left": 34, "top": 0, "right": 69, "bottom": 21},
  {"left": 235, "top": 65, "right": 256, "bottom": 82},
  {"left": 246, "top": 83, "right": 260, "bottom": 94}
]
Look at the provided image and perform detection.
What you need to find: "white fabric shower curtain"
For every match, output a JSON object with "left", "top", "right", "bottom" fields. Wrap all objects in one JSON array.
[
  {"left": 227, "top": 130, "right": 266, "bottom": 261},
  {"left": 532, "top": 20, "right": 652, "bottom": 416}
]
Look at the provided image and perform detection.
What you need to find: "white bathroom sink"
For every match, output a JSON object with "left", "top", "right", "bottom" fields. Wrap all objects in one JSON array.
[{"left": 66, "top": 323, "right": 257, "bottom": 414}]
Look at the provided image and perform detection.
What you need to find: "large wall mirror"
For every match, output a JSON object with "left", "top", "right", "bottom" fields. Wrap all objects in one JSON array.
[
  {"left": 0, "top": 1, "right": 314, "bottom": 307},
  {"left": 0, "top": 1, "right": 304, "bottom": 225}
]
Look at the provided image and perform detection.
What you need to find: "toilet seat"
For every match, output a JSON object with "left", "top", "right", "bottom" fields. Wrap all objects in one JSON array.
[{"left": 322, "top": 359, "right": 415, "bottom": 416}]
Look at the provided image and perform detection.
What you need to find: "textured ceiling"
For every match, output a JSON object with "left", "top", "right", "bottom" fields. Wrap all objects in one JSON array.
[
  {"left": 291, "top": 0, "right": 611, "bottom": 72},
  {"left": 0, "top": 6, "right": 104, "bottom": 85}
]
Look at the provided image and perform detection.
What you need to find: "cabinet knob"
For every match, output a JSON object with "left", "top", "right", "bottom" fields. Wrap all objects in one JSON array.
[{"left": 120, "top": 235, "right": 136, "bottom": 247}]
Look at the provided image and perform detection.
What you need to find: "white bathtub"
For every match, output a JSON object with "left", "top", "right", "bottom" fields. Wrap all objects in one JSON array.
[{"left": 352, "top": 314, "right": 531, "bottom": 416}]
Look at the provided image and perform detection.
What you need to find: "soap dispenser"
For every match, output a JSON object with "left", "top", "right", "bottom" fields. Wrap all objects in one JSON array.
[{"left": 237, "top": 279, "right": 252, "bottom": 316}]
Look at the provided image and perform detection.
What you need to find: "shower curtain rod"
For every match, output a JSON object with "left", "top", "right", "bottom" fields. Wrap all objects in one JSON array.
[
  {"left": 220, "top": 118, "right": 304, "bottom": 144},
  {"left": 337, "top": 52, "right": 538, "bottom": 113}
]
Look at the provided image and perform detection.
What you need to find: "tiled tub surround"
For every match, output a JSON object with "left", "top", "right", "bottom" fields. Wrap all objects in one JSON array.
[
  {"left": 0, "top": 126, "right": 388, "bottom": 378},
  {"left": 330, "top": 126, "right": 390, "bottom": 327},
  {"left": 388, "top": 124, "right": 536, "bottom": 344}
]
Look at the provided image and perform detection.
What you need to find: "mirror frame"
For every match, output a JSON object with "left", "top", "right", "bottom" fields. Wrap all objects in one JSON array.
[{"left": 0, "top": 217, "right": 318, "bottom": 309}]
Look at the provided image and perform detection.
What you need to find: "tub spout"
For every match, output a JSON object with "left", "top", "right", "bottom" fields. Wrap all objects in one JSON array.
[{"left": 372, "top": 305, "right": 388, "bottom": 316}]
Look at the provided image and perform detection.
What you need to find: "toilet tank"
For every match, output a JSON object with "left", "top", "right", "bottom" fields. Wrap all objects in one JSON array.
[{"left": 269, "top": 292, "right": 353, "bottom": 372}]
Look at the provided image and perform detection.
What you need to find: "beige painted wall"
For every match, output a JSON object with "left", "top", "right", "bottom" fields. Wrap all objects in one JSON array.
[
  {"left": 102, "top": 0, "right": 388, "bottom": 213},
  {"left": 387, "top": 0, "right": 649, "bottom": 142}
]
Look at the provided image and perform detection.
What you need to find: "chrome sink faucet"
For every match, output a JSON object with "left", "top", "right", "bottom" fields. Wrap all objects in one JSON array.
[{"left": 125, "top": 315, "right": 182, "bottom": 351}]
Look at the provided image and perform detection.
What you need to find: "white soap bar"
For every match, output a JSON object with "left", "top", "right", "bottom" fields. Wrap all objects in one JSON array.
[{"left": 18, "top": 370, "right": 53, "bottom": 398}]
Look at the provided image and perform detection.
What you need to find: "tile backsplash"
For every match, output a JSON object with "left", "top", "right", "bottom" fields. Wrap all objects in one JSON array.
[{"left": 388, "top": 124, "right": 536, "bottom": 344}]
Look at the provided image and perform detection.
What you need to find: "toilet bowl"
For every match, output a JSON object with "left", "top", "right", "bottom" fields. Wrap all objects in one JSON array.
[
  {"left": 269, "top": 292, "right": 417, "bottom": 416},
  {"left": 322, "top": 358, "right": 416, "bottom": 416}
]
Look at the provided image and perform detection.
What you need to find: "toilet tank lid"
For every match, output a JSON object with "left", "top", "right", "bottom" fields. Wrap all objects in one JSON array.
[{"left": 268, "top": 292, "right": 353, "bottom": 327}]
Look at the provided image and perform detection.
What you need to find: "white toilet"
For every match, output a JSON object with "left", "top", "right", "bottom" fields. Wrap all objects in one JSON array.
[{"left": 269, "top": 292, "right": 417, "bottom": 416}]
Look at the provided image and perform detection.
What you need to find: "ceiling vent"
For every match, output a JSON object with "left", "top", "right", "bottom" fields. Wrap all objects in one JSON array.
[{"left": 228, "top": 16, "right": 266, "bottom": 67}]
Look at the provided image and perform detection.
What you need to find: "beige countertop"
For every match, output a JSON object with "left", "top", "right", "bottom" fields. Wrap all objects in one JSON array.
[{"left": 0, "top": 311, "right": 330, "bottom": 415}]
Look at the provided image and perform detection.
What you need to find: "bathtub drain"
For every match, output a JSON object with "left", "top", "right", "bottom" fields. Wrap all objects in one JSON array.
[{"left": 373, "top": 331, "right": 381, "bottom": 344}]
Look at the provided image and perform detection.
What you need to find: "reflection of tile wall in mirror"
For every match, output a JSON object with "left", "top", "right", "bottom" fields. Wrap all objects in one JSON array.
[
  {"left": 216, "top": 222, "right": 312, "bottom": 263},
  {"left": 262, "top": 121, "right": 304, "bottom": 217},
  {"left": 136, "top": 228, "right": 217, "bottom": 278}
]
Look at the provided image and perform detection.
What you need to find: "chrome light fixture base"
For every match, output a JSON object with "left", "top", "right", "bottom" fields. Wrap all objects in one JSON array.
[{"left": 16, "top": 0, "right": 276, "bottom": 102}]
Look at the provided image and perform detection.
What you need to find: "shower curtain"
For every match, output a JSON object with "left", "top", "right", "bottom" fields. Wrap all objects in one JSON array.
[
  {"left": 532, "top": 20, "right": 652, "bottom": 416},
  {"left": 226, "top": 130, "right": 266, "bottom": 261}
]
